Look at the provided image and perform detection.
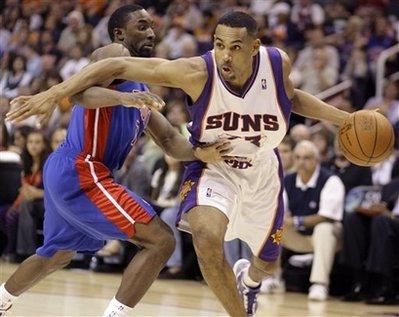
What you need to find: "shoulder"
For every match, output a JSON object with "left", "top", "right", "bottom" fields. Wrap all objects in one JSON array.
[
  {"left": 90, "top": 43, "right": 130, "bottom": 62},
  {"left": 275, "top": 47, "right": 292, "bottom": 74}
]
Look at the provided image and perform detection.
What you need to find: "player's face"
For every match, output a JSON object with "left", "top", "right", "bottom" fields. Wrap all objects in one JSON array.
[
  {"left": 120, "top": 10, "right": 155, "bottom": 57},
  {"left": 214, "top": 25, "right": 260, "bottom": 85},
  {"left": 27, "top": 132, "right": 45, "bottom": 158}
]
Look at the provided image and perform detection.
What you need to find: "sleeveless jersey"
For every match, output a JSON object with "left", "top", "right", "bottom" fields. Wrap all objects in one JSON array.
[
  {"left": 186, "top": 46, "right": 292, "bottom": 166},
  {"left": 62, "top": 80, "right": 150, "bottom": 171}
]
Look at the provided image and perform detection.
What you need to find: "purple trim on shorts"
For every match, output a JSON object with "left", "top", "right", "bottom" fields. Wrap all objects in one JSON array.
[
  {"left": 217, "top": 52, "right": 260, "bottom": 98},
  {"left": 176, "top": 161, "right": 206, "bottom": 225},
  {"left": 258, "top": 148, "right": 285, "bottom": 261},
  {"left": 186, "top": 51, "right": 214, "bottom": 145},
  {"left": 266, "top": 47, "right": 292, "bottom": 124}
]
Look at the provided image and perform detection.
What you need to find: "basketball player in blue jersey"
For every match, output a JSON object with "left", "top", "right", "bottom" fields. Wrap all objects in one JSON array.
[
  {"left": 0, "top": 5, "right": 231, "bottom": 317},
  {"left": 7, "top": 11, "right": 354, "bottom": 317}
]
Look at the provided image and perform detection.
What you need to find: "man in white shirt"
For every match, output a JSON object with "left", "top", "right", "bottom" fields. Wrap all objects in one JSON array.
[{"left": 283, "top": 140, "right": 345, "bottom": 301}]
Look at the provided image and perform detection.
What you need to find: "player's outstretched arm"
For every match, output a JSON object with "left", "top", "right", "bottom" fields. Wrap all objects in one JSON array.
[
  {"left": 278, "top": 49, "right": 350, "bottom": 126},
  {"left": 145, "top": 110, "right": 232, "bottom": 163},
  {"left": 71, "top": 87, "right": 164, "bottom": 110},
  {"left": 6, "top": 55, "right": 205, "bottom": 124}
]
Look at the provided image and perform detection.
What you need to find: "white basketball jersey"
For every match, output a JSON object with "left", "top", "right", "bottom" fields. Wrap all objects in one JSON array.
[{"left": 187, "top": 46, "right": 292, "bottom": 169}]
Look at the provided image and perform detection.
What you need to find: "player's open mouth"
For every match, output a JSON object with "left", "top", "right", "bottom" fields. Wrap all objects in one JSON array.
[
  {"left": 142, "top": 43, "right": 154, "bottom": 49},
  {"left": 222, "top": 66, "right": 232, "bottom": 74}
]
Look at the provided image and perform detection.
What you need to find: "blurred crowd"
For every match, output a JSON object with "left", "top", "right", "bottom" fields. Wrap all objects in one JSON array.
[{"left": 1, "top": 0, "right": 398, "bottom": 306}]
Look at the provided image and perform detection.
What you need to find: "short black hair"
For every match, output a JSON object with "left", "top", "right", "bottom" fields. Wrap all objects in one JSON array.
[
  {"left": 108, "top": 4, "right": 144, "bottom": 41},
  {"left": 217, "top": 11, "right": 258, "bottom": 36}
]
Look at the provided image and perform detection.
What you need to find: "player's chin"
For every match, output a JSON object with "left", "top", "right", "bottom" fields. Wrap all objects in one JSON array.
[{"left": 138, "top": 47, "right": 154, "bottom": 57}]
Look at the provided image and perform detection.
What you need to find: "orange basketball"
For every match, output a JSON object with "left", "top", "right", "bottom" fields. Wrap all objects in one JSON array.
[{"left": 338, "top": 110, "right": 395, "bottom": 166}]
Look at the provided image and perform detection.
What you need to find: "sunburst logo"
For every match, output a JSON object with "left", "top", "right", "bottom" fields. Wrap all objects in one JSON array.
[
  {"left": 271, "top": 228, "right": 283, "bottom": 245},
  {"left": 179, "top": 180, "right": 195, "bottom": 201}
]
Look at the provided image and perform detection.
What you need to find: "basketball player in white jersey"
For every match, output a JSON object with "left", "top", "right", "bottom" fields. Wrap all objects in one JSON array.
[{"left": 8, "top": 11, "right": 351, "bottom": 316}]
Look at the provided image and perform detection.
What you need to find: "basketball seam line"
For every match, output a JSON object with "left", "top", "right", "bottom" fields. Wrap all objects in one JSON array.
[
  {"left": 371, "top": 124, "right": 393, "bottom": 159},
  {"left": 368, "top": 113, "right": 378, "bottom": 164},
  {"left": 353, "top": 112, "right": 369, "bottom": 158}
]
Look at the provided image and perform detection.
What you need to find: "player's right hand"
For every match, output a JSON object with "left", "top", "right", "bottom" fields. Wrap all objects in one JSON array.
[
  {"left": 193, "top": 140, "right": 232, "bottom": 164},
  {"left": 124, "top": 90, "right": 165, "bottom": 111}
]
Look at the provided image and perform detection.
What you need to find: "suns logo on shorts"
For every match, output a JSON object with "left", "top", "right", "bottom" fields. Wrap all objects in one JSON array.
[
  {"left": 179, "top": 180, "right": 195, "bottom": 201},
  {"left": 271, "top": 228, "right": 283, "bottom": 245}
]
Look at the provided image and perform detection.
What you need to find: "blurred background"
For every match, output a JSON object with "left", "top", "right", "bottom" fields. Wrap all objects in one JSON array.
[{"left": 0, "top": 0, "right": 398, "bottom": 306}]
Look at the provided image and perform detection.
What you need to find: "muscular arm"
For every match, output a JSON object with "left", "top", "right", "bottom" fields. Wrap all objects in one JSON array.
[
  {"left": 145, "top": 110, "right": 197, "bottom": 161},
  {"left": 51, "top": 56, "right": 207, "bottom": 103},
  {"left": 71, "top": 87, "right": 130, "bottom": 108},
  {"left": 146, "top": 110, "right": 232, "bottom": 162},
  {"left": 279, "top": 49, "right": 350, "bottom": 126}
]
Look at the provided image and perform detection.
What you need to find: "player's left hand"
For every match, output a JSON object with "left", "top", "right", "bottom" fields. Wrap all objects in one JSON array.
[
  {"left": 124, "top": 90, "right": 165, "bottom": 111},
  {"left": 6, "top": 90, "right": 58, "bottom": 127},
  {"left": 194, "top": 140, "right": 232, "bottom": 164}
]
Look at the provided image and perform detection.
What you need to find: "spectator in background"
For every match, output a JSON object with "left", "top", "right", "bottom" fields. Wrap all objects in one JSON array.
[
  {"left": 57, "top": 10, "right": 85, "bottom": 53},
  {"left": 50, "top": 128, "right": 67, "bottom": 152},
  {"left": 366, "top": 16, "right": 396, "bottom": 73},
  {"left": 290, "top": 124, "right": 311, "bottom": 143},
  {"left": 283, "top": 141, "right": 345, "bottom": 301},
  {"left": 157, "top": 21, "right": 197, "bottom": 59},
  {"left": 295, "top": 47, "right": 339, "bottom": 95},
  {"left": 150, "top": 153, "right": 184, "bottom": 279},
  {"left": 325, "top": 137, "right": 373, "bottom": 193},
  {"left": 293, "top": 27, "right": 339, "bottom": 73},
  {"left": 365, "top": 81, "right": 399, "bottom": 126},
  {"left": 0, "top": 54, "right": 32, "bottom": 99},
  {"left": 8, "top": 126, "right": 34, "bottom": 155},
  {"left": 291, "top": 0, "right": 325, "bottom": 32},
  {"left": 22, "top": 45, "right": 43, "bottom": 78},
  {"left": 60, "top": 45, "right": 89, "bottom": 80},
  {"left": 278, "top": 135, "right": 296, "bottom": 174},
  {"left": 311, "top": 130, "right": 332, "bottom": 164},
  {"left": 0, "top": 130, "right": 50, "bottom": 261},
  {"left": 341, "top": 177, "right": 399, "bottom": 304}
]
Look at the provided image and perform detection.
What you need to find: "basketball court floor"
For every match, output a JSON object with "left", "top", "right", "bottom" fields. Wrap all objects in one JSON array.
[{"left": 1, "top": 263, "right": 398, "bottom": 316}]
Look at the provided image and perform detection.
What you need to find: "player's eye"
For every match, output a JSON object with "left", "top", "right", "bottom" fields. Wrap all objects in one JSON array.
[
  {"left": 232, "top": 45, "right": 241, "bottom": 51},
  {"left": 216, "top": 42, "right": 224, "bottom": 49},
  {"left": 139, "top": 25, "right": 147, "bottom": 31}
]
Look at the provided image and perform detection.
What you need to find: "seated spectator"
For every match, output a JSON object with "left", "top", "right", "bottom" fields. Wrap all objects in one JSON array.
[
  {"left": 282, "top": 140, "right": 345, "bottom": 301},
  {"left": 324, "top": 137, "right": 373, "bottom": 192},
  {"left": 311, "top": 130, "right": 332, "bottom": 164},
  {"left": 150, "top": 153, "right": 184, "bottom": 279},
  {"left": 50, "top": 128, "right": 67, "bottom": 151},
  {"left": 278, "top": 135, "right": 296, "bottom": 174},
  {"left": 60, "top": 45, "right": 89, "bottom": 80},
  {"left": 8, "top": 125, "right": 34, "bottom": 155},
  {"left": 0, "top": 54, "right": 32, "bottom": 99},
  {"left": 0, "top": 130, "right": 50, "bottom": 261},
  {"left": 341, "top": 178, "right": 399, "bottom": 304},
  {"left": 291, "top": 0, "right": 325, "bottom": 31},
  {"left": 365, "top": 81, "right": 399, "bottom": 126},
  {"left": 290, "top": 123, "right": 311, "bottom": 143}
]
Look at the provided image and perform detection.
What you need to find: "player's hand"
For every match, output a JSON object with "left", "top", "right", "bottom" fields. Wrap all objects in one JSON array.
[
  {"left": 6, "top": 90, "right": 58, "bottom": 127},
  {"left": 123, "top": 90, "right": 165, "bottom": 111},
  {"left": 193, "top": 140, "right": 232, "bottom": 164}
]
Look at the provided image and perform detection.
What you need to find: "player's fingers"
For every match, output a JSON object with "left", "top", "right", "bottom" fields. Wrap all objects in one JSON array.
[
  {"left": 141, "top": 92, "right": 165, "bottom": 110},
  {"left": 6, "top": 104, "right": 32, "bottom": 122},
  {"left": 221, "top": 155, "right": 234, "bottom": 160},
  {"left": 215, "top": 140, "right": 231, "bottom": 149},
  {"left": 219, "top": 148, "right": 233, "bottom": 155},
  {"left": 216, "top": 142, "right": 232, "bottom": 151}
]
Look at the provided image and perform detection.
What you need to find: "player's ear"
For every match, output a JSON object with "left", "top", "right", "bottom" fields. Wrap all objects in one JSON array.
[
  {"left": 252, "top": 38, "right": 261, "bottom": 56},
  {"left": 114, "top": 28, "right": 125, "bottom": 41}
]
